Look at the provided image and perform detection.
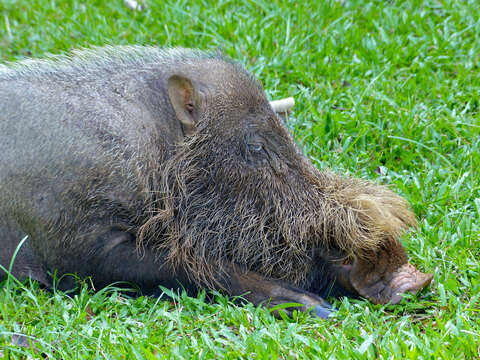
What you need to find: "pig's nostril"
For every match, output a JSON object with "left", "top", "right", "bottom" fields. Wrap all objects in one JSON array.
[
  {"left": 389, "top": 265, "right": 433, "bottom": 304},
  {"left": 348, "top": 261, "right": 433, "bottom": 304},
  {"left": 411, "top": 272, "right": 433, "bottom": 292}
]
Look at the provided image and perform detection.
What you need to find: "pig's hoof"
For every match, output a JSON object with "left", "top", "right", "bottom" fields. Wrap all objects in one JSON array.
[{"left": 313, "top": 303, "right": 333, "bottom": 319}]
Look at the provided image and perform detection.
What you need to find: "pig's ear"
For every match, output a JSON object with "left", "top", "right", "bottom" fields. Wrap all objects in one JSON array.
[{"left": 168, "top": 75, "right": 201, "bottom": 136}]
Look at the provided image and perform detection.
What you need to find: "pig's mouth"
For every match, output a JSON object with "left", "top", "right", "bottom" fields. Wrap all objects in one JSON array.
[{"left": 332, "top": 250, "right": 433, "bottom": 305}]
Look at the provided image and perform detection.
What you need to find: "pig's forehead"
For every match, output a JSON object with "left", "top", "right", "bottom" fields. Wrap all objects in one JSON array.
[
  {"left": 191, "top": 59, "right": 281, "bottom": 124},
  {"left": 191, "top": 60, "right": 265, "bottom": 96},
  {"left": 204, "top": 92, "right": 277, "bottom": 126}
]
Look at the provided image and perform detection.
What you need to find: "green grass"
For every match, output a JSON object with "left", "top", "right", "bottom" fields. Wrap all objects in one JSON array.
[{"left": 1, "top": 0, "right": 479, "bottom": 358}]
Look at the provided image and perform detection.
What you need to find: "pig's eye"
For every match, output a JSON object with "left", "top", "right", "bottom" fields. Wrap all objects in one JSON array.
[{"left": 248, "top": 143, "right": 263, "bottom": 153}]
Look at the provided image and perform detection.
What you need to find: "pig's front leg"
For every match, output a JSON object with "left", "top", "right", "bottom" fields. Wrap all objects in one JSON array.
[
  {"left": 222, "top": 264, "right": 333, "bottom": 318},
  {"left": 41, "top": 227, "right": 333, "bottom": 318}
]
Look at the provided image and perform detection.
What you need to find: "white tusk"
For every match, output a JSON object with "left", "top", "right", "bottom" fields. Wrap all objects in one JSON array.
[{"left": 269, "top": 97, "right": 295, "bottom": 113}]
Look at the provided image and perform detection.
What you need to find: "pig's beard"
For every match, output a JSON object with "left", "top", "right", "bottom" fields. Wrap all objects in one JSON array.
[{"left": 138, "top": 132, "right": 417, "bottom": 292}]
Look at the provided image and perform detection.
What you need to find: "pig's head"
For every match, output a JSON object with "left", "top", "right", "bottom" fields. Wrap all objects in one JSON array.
[{"left": 139, "top": 58, "right": 432, "bottom": 305}]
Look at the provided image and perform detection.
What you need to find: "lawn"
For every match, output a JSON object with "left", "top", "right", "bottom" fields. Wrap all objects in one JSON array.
[{"left": 0, "top": 0, "right": 479, "bottom": 358}]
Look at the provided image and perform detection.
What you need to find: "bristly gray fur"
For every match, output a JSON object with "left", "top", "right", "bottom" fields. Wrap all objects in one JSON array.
[{"left": 0, "top": 46, "right": 224, "bottom": 80}]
